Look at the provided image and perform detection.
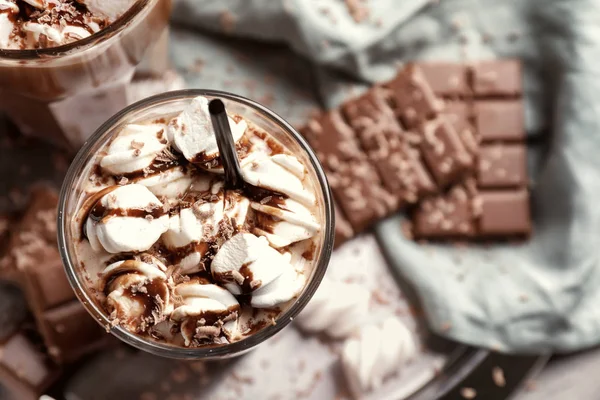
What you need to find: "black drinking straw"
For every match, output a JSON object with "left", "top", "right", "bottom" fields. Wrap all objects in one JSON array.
[{"left": 208, "top": 99, "right": 244, "bottom": 190}]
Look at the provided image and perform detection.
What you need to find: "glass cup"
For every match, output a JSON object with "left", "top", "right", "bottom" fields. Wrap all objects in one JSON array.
[
  {"left": 57, "top": 89, "right": 335, "bottom": 359},
  {"left": 0, "top": 0, "right": 173, "bottom": 148}
]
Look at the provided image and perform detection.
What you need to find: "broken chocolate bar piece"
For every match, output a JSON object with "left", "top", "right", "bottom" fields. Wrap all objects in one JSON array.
[
  {"left": 474, "top": 100, "right": 525, "bottom": 142},
  {"left": 471, "top": 59, "right": 522, "bottom": 97},
  {"left": 418, "top": 117, "right": 473, "bottom": 187},
  {"left": 302, "top": 110, "right": 398, "bottom": 233},
  {"left": 0, "top": 333, "right": 60, "bottom": 400},
  {"left": 386, "top": 64, "right": 443, "bottom": 129},
  {"left": 341, "top": 88, "right": 437, "bottom": 204},
  {"left": 328, "top": 162, "right": 398, "bottom": 234}
]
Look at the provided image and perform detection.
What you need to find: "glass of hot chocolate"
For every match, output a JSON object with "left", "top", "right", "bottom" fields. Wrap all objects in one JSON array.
[
  {"left": 0, "top": 0, "right": 172, "bottom": 147},
  {"left": 57, "top": 90, "right": 334, "bottom": 359}
]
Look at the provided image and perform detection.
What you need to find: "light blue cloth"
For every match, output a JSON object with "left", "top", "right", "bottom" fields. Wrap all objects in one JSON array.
[{"left": 172, "top": 0, "right": 600, "bottom": 353}]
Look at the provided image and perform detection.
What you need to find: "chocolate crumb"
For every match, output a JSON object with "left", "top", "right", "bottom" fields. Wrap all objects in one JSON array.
[
  {"left": 220, "top": 11, "right": 236, "bottom": 33},
  {"left": 492, "top": 366, "right": 506, "bottom": 387},
  {"left": 460, "top": 387, "right": 477, "bottom": 399}
]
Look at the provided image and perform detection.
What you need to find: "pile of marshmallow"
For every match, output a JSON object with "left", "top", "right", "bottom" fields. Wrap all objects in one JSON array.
[
  {"left": 295, "top": 278, "right": 417, "bottom": 397},
  {"left": 80, "top": 97, "right": 320, "bottom": 345},
  {"left": 0, "top": 0, "right": 134, "bottom": 50}
]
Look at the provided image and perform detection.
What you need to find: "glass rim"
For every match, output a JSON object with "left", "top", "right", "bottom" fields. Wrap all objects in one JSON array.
[
  {"left": 57, "top": 89, "right": 335, "bottom": 359},
  {"left": 0, "top": 0, "right": 151, "bottom": 60}
]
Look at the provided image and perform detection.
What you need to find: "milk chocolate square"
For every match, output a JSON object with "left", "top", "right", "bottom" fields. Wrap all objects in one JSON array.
[
  {"left": 472, "top": 59, "right": 522, "bottom": 97},
  {"left": 419, "top": 63, "right": 470, "bottom": 97},
  {"left": 413, "top": 184, "right": 477, "bottom": 238},
  {"left": 479, "top": 190, "right": 531, "bottom": 236},
  {"left": 478, "top": 144, "right": 527, "bottom": 188},
  {"left": 474, "top": 100, "right": 525, "bottom": 142}
]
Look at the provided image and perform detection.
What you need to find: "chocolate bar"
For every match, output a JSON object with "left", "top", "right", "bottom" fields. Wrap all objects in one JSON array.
[
  {"left": 2, "top": 186, "right": 107, "bottom": 364},
  {"left": 301, "top": 64, "right": 476, "bottom": 236},
  {"left": 412, "top": 59, "right": 531, "bottom": 240},
  {"left": 0, "top": 332, "right": 61, "bottom": 400},
  {"left": 301, "top": 111, "right": 398, "bottom": 234}
]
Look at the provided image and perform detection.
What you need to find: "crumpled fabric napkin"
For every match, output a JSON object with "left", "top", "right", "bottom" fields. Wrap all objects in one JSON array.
[{"left": 172, "top": 0, "right": 600, "bottom": 353}]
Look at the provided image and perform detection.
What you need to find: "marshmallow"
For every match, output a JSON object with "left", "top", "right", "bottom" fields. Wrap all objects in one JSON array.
[
  {"left": 161, "top": 183, "right": 225, "bottom": 274},
  {"left": 0, "top": 1, "right": 20, "bottom": 49},
  {"left": 167, "top": 96, "right": 247, "bottom": 164},
  {"left": 136, "top": 165, "right": 192, "bottom": 198},
  {"left": 243, "top": 154, "right": 315, "bottom": 206},
  {"left": 342, "top": 317, "right": 416, "bottom": 395},
  {"left": 100, "top": 124, "right": 169, "bottom": 175},
  {"left": 100, "top": 256, "right": 171, "bottom": 333},
  {"left": 295, "top": 278, "right": 370, "bottom": 339},
  {"left": 85, "top": 184, "right": 169, "bottom": 253},
  {"left": 211, "top": 233, "right": 304, "bottom": 307},
  {"left": 252, "top": 198, "right": 320, "bottom": 248},
  {"left": 171, "top": 280, "right": 241, "bottom": 345}
]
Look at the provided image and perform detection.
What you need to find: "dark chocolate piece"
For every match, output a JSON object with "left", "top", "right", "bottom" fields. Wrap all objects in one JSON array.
[
  {"left": 474, "top": 100, "right": 525, "bottom": 142},
  {"left": 386, "top": 64, "right": 443, "bottom": 129},
  {"left": 40, "top": 301, "right": 107, "bottom": 364},
  {"left": 479, "top": 189, "right": 531, "bottom": 236},
  {"left": 2, "top": 186, "right": 107, "bottom": 365},
  {"left": 419, "top": 63, "right": 470, "bottom": 97},
  {"left": 0, "top": 283, "right": 28, "bottom": 343},
  {"left": 23, "top": 255, "right": 74, "bottom": 311},
  {"left": 471, "top": 60, "right": 522, "bottom": 97},
  {"left": 478, "top": 144, "right": 527, "bottom": 188},
  {"left": 0, "top": 333, "right": 60, "bottom": 400}
]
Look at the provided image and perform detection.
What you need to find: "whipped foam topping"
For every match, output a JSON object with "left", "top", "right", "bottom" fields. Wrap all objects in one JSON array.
[
  {"left": 167, "top": 96, "right": 248, "bottom": 165},
  {"left": 243, "top": 154, "right": 316, "bottom": 206},
  {"left": 171, "top": 279, "right": 241, "bottom": 346},
  {"left": 74, "top": 96, "right": 322, "bottom": 347},
  {"left": 135, "top": 165, "right": 193, "bottom": 199},
  {"left": 342, "top": 317, "right": 416, "bottom": 394},
  {"left": 100, "top": 255, "right": 172, "bottom": 333},
  {"left": 211, "top": 233, "right": 305, "bottom": 308},
  {"left": 295, "top": 278, "right": 370, "bottom": 338},
  {"left": 252, "top": 197, "right": 320, "bottom": 248},
  {"left": 85, "top": 184, "right": 169, "bottom": 254},
  {"left": 0, "top": 0, "right": 123, "bottom": 50},
  {"left": 100, "top": 124, "right": 169, "bottom": 175}
]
